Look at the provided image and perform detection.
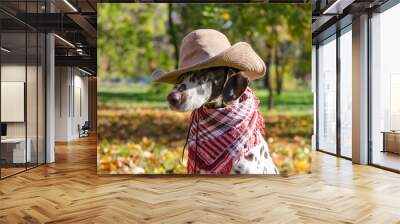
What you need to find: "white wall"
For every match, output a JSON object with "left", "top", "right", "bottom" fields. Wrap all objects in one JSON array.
[
  {"left": 55, "top": 67, "right": 69, "bottom": 141},
  {"left": 55, "top": 67, "right": 89, "bottom": 141},
  {"left": 1, "top": 65, "right": 28, "bottom": 138},
  {"left": 1, "top": 63, "right": 46, "bottom": 164},
  {"left": 1, "top": 65, "right": 26, "bottom": 143},
  {"left": 72, "top": 73, "right": 89, "bottom": 138}
]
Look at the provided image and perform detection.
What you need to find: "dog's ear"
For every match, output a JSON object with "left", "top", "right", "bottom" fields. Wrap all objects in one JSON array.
[{"left": 222, "top": 70, "right": 249, "bottom": 104}]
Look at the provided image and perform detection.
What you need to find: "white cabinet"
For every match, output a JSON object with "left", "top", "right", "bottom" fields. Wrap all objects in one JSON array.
[{"left": 1, "top": 138, "right": 32, "bottom": 163}]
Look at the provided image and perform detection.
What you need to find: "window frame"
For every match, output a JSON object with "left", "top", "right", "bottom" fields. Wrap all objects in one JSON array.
[
  {"left": 314, "top": 20, "right": 353, "bottom": 161},
  {"left": 367, "top": 0, "right": 400, "bottom": 173},
  {"left": 0, "top": 1, "right": 48, "bottom": 180}
]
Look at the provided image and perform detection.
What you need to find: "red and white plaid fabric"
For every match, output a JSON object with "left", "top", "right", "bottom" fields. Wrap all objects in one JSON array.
[{"left": 187, "top": 87, "right": 265, "bottom": 174}]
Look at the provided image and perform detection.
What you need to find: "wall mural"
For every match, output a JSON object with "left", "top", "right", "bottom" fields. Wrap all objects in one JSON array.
[{"left": 97, "top": 3, "right": 312, "bottom": 175}]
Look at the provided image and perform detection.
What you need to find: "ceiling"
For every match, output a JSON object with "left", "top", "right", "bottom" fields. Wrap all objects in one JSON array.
[
  {"left": 312, "top": 0, "right": 390, "bottom": 43},
  {"left": 0, "top": 0, "right": 97, "bottom": 74}
]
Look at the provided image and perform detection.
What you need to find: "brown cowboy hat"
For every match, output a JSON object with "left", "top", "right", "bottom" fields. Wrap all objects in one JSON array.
[{"left": 152, "top": 29, "right": 266, "bottom": 84}]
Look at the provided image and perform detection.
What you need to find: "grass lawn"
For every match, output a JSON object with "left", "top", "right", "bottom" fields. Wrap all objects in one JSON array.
[
  {"left": 98, "top": 83, "right": 313, "bottom": 115},
  {"left": 99, "top": 83, "right": 167, "bottom": 108}
]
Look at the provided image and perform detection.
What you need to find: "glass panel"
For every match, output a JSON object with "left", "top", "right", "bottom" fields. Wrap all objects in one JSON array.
[
  {"left": 38, "top": 32, "right": 45, "bottom": 165},
  {"left": 317, "top": 35, "right": 337, "bottom": 154},
  {"left": 339, "top": 27, "right": 352, "bottom": 158},
  {"left": 371, "top": 4, "right": 400, "bottom": 171},
  {"left": 27, "top": 30, "right": 38, "bottom": 169},
  {"left": 1, "top": 30, "right": 27, "bottom": 177},
  {"left": 26, "top": 0, "right": 39, "bottom": 169},
  {"left": 0, "top": 0, "right": 46, "bottom": 178}
]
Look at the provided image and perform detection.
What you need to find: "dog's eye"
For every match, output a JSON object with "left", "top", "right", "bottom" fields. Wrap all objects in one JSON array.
[
  {"left": 177, "top": 73, "right": 188, "bottom": 83},
  {"left": 178, "top": 71, "right": 193, "bottom": 83},
  {"left": 178, "top": 84, "right": 186, "bottom": 91}
]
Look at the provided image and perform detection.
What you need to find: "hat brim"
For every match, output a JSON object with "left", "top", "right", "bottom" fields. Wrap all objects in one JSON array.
[{"left": 152, "top": 42, "right": 266, "bottom": 84}]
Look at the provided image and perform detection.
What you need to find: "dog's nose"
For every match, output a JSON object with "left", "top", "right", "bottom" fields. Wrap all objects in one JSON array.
[{"left": 167, "top": 92, "right": 180, "bottom": 105}]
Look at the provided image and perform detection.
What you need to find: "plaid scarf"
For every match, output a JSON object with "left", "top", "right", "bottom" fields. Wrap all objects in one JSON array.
[{"left": 185, "top": 87, "right": 265, "bottom": 174}]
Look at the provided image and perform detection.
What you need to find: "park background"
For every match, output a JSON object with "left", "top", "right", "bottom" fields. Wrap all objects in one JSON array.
[{"left": 97, "top": 3, "right": 313, "bottom": 175}]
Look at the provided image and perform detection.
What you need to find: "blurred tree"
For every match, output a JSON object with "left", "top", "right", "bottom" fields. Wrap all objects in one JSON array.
[
  {"left": 168, "top": 3, "right": 179, "bottom": 69},
  {"left": 98, "top": 3, "right": 311, "bottom": 106},
  {"left": 98, "top": 4, "right": 175, "bottom": 79}
]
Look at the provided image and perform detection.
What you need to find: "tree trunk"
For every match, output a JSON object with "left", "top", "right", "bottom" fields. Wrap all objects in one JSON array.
[
  {"left": 168, "top": 4, "right": 179, "bottom": 69},
  {"left": 277, "top": 79, "right": 283, "bottom": 95},
  {"left": 264, "top": 44, "right": 273, "bottom": 110},
  {"left": 276, "top": 65, "right": 284, "bottom": 95},
  {"left": 263, "top": 61, "right": 273, "bottom": 110},
  {"left": 275, "top": 46, "right": 284, "bottom": 95},
  {"left": 263, "top": 58, "right": 270, "bottom": 89},
  {"left": 267, "top": 75, "right": 273, "bottom": 110}
]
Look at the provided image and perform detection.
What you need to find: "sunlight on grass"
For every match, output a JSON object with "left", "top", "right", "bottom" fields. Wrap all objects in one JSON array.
[{"left": 98, "top": 83, "right": 313, "bottom": 115}]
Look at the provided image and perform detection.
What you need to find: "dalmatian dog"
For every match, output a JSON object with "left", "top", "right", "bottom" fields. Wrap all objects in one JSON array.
[{"left": 166, "top": 66, "right": 279, "bottom": 175}]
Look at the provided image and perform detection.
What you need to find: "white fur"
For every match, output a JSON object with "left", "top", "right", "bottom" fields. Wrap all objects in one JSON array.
[
  {"left": 169, "top": 79, "right": 212, "bottom": 112},
  {"left": 231, "top": 133, "right": 279, "bottom": 175},
  {"left": 182, "top": 82, "right": 212, "bottom": 111}
]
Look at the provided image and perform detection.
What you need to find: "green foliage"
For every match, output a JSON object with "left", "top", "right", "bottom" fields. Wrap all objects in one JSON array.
[
  {"left": 98, "top": 3, "right": 311, "bottom": 83},
  {"left": 98, "top": 4, "right": 175, "bottom": 78}
]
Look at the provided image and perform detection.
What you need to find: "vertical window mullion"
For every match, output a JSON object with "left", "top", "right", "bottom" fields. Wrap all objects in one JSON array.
[
  {"left": 367, "top": 11, "right": 373, "bottom": 165},
  {"left": 336, "top": 28, "right": 341, "bottom": 157},
  {"left": 44, "top": 0, "right": 47, "bottom": 164},
  {"left": 36, "top": 0, "right": 39, "bottom": 167},
  {"left": 0, "top": 18, "right": 2, "bottom": 179},
  {"left": 316, "top": 45, "right": 319, "bottom": 151},
  {"left": 25, "top": 0, "right": 28, "bottom": 171}
]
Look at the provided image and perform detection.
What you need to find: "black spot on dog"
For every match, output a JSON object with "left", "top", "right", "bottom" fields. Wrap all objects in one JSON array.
[
  {"left": 260, "top": 146, "right": 264, "bottom": 157},
  {"left": 264, "top": 151, "right": 268, "bottom": 159},
  {"left": 244, "top": 153, "right": 254, "bottom": 161},
  {"left": 196, "top": 87, "right": 205, "bottom": 95},
  {"left": 208, "top": 72, "right": 227, "bottom": 101},
  {"left": 274, "top": 168, "right": 278, "bottom": 174}
]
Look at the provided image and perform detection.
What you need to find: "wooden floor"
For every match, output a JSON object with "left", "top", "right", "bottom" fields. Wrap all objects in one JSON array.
[
  {"left": 1, "top": 135, "right": 400, "bottom": 224},
  {"left": 372, "top": 150, "right": 400, "bottom": 171},
  {"left": 0, "top": 167, "right": 26, "bottom": 178}
]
